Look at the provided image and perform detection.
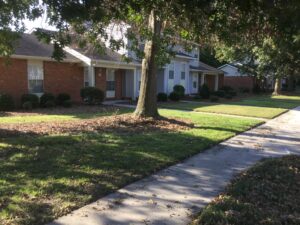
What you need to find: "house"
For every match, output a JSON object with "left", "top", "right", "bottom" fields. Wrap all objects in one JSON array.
[
  {"left": 218, "top": 63, "right": 255, "bottom": 90},
  {"left": 0, "top": 33, "right": 224, "bottom": 105}
]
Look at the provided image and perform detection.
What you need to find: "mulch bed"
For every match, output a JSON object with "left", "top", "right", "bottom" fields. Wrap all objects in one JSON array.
[
  {"left": 0, "top": 114, "right": 194, "bottom": 137},
  {"left": 0, "top": 105, "right": 120, "bottom": 117}
]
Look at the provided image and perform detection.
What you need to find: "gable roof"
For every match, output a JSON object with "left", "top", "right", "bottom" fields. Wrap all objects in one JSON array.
[
  {"left": 13, "top": 33, "right": 79, "bottom": 61},
  {"left": 190, "top": 61, "right": 224, "bottom": 74}
]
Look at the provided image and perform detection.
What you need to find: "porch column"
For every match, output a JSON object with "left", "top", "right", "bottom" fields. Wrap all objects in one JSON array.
[
  {"left": 88, "top": 66, "right": 95, "bottom": 87},
  {"left": 133, "top": 68, "right": 138, "bottom": 99},
  {"left": 214, "top": 74, "right": 219, "bottom": 91},
  {"left": 201, "top": 73, "right": 205, "bottom": 85}
]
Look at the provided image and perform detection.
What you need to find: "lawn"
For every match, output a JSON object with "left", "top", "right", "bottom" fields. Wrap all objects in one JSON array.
[
  {"left": 0, "top": 106, "right": 131, "bottom": 124},
  {"left": 192, "top": 155, "right": 300, "bottom": 225},
  {"left": 0, "top": 109, "right": 261, "bottom": 225},
  {"left": 160, "top": 94, "right": 300, "bottom": 119}
]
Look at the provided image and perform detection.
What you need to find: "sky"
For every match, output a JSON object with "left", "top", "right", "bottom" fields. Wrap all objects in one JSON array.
[{"left": 24, "top": 15, "right": 56, "bottom": 33}]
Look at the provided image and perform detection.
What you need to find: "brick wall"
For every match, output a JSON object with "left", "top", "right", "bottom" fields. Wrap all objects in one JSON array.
[
  {"left": 0, "top": 58, "right": 28, "bottom": 105},
  {"left": 95, "top": 68, "right": 124, "bottom": 99},
  {"left": 44, "top": 61, "right": 84, "bottom": 102},
  {"left": 218, "top": 74, "right": 224, "bottom": 89},
  {"left": 224, "top": 76, "right": 254, "bottom": 90}
]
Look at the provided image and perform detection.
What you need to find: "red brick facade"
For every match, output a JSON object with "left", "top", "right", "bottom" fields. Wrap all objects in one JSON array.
[
  {"left": 0, "top": 58, "right": 28, "bottom": 104},
  {"left": 224, "top": 76, "right": 254, "bottom": 90},
  {"left": 44, "top": 61, "right": 84, "bottom": 102},
  {"left": 95, "top": 68, "right": 124, "bottom": 99}
]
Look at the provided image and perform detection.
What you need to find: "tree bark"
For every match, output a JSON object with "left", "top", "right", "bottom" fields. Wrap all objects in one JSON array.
[
  {"left": 272, "top": 78, "right": 281, "bottom": 95},
  {"left": 134, "top": 10, "right": 162, "bottom": 118}
]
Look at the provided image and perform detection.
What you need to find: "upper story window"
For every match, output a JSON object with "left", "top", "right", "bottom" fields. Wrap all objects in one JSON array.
[
  {"left": 181, "top": 64, "right": 186, "bottom": 80},
  {"left": 27, "top": 61, "right": 44, "bottom": 94},
  {"left": 169, "top": 63, "right": 175, "bottom": 79}
]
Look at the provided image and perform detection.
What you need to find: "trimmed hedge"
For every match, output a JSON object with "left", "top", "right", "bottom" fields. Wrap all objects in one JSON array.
[
  {"left": 199, "top": 84, "right": 210, "bottom": 99},
  {"left": 56, "top": 93, "right": 71, "bottom": 106},
  {"left": 21, "top": 94, "right": 39, "bottom": 108},
  {"left": 173, "top": 85, "right": 185, "bottom": 97},
  {"left": 157, "top": 92, "right": 168, "bottom": 102},
  {"left": 169, "top": 92, "right": 180, "bottom": 101},
  {"left": 40, "top": 93, "right": 56, "bottom": 107},
  {"left": 80, "top": 87, "right": 104, "bottom": 105},
  {"left": 0, "top": 94, "right": 14, "bottom": 111}
]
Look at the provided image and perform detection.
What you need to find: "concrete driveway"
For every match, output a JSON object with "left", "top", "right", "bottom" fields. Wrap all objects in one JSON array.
[{"left": 48, "top": 107, "right": 300, "bottom": 225}]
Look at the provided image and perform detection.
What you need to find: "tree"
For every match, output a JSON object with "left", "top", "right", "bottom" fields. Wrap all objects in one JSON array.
[{"left": 206, "top": 0, "right": 300, "bottom": 95}]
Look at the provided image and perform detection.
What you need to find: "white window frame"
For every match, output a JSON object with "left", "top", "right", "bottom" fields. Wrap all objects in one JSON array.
[
  {"left": 181, "top": 63, "right": 186, "bottom": 80},
  {"left": 84, "top": 67, "right": 89, "bottom": 87},
  {"left": 168, "top": 63, "right": 175, "bottom": 80},
  {"left": 27, "top": 60, "right": 44, "bottom": 95}
]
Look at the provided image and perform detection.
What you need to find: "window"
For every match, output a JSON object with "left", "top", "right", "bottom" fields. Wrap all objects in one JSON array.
[
  {"left": 84, "top": 67, "right": 89, "bottom": 87},
  {"left": 106, "top": 69, "right": 115, "bottom": 91},
  {"left": 181, "top": 64, "right": 186, "bottom": 80},
  {"left": 169, "top": 63, "right": 174, "bottom": 79},
  {"left": 193, "top": 81, "right": 197, "bottom": 88},
  {"left": 28, "top": 61, "right": 44, "bottom": 94}
]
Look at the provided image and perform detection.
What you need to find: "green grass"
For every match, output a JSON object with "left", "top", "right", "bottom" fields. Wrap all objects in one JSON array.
[
  {"left": 0, "top": 109, "right": 260, "bottom": 225},
  {"left": 192, "top": 155, "right": 300, "bottom": 225},
  {"left": 0, "top": 108, "right": 131, "bottom": 124},
  {"left": 160, "top": 94, "right": 300, "bottom": 119}
]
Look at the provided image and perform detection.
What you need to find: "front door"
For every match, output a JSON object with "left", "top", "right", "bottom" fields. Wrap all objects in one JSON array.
[
  {"left": 192, "top": 73, "right": 198, "bottom": 93},
  {"left": 106, "top": 69, "right": 115, "bottom": 98}
]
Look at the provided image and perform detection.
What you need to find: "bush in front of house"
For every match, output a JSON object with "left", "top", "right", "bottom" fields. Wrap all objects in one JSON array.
[
  {"left": 40, "top": 93, "right": 56, "bottom": 107},
  {"left": 199, "top": 84, "right": 210, "bottom": 99},
  {"left": 239, "top": 87, "right": 250, "bottom": 93},
  {"left": 173, "top": 85, "right": 185, "bottom": 98},
  {"left": 21, "top": 94, "right": 39, "bottom": 108},
  {"left": 213, "top": 90, "right": 226, "bottom": 98},
  {"left": 220, "top": 85, "right": 234, "bottom": 92},
  {"left": 80, "top": 87, "right": 104, "bottom": 105},
  {"left": 169, "top": 91, "right": 180, "bottom": 101},
  {"left": 45, "top": 100, "right": 56, "bottom": 108},
  {"left": 157, "top": 92, "right": 168, "bottom": 102},
  {"left": 56, "top": 93, "right": 71, "bottom": 106},
  {"left": 62, "top": 100, "right": 72, "bottom": 108},
  {"left": 210, "top": 96, "right": 219, "bottom": 102},
  {"left": 228, "top": 90, "right": 237, "bottom": 97},
  {"left": 0, "top": 93, "right": 14, "bottom": 111},
  {"left": 252, "top": 84, "right": 261, "bottom": 94},
  {"left": 22, "top": 101, "right": 33, "bottom": 110},
  {"left": 225, "top": 94, "right": 233, "bottom": 99}
]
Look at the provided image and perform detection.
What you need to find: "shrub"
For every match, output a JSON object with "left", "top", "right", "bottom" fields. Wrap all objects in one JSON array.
[
  {"left": 157, "top": 92, "right": 168, "bottom": 102},
  {"left": 199, "top": 84, "right": 210, "bottom": 99},
  {"left": 213, "top": 90, "right": 226, "bottom": 98},
  {"left": 45, "top": 100, "right": 56, "bottom": 108},
  {"left": 80, "top": 87, "right": 104, "bottom": 105},
  {"left": 22, "top": 101, "right": 33, "bottom": 110},
  {"left": 21, "top": 94, "right": 39, "bottom": 108},
  {"left": 62, "top": 100, "right": 72, "bottom": 108},
  {"left": 239, "top": 87, "right": 250, "bottom": 93},
  {"left": 173, "top": 85, "right": 185, "bottom": 97},
  {"left": 0, "top": 94, "right": 14, "bottom": 111},
  {"left": 169, "top": 91, "right": 180, "bottom": 101},
  {"left": 252, "top": 84, "right": 261, "bottom": 94},
  {"left": 220, "top": 85, "right": 234, "bottom": 92},
  {"left": 40, "top": 93, "right": 55, "bottom": 107},
  {"left": 56, "top": 93, "right": 71, "bottom": 106},
  {"left": 225, "top": 94, "right": 233, "bottom": 99},
  {"left": 228, "top": 90, "right": 237, "bottom": 97},
  {"left": 210, "top": 96, "right": 219, "bottom": 102}
]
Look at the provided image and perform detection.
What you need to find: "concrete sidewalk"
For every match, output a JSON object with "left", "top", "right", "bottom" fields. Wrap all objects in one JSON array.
[{"left": 49, "top": 107, "right": 300, "bottom": 225}]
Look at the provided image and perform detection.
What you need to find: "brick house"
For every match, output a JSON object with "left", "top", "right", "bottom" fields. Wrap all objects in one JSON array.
[{"left": 0, "top": 33, "right": 224, "bottom": 105}]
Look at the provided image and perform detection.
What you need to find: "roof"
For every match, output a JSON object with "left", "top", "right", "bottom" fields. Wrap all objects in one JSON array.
[
  {"left": 218, "top": 63, "right": 239, "bottom": 70},
  {"left": 175, "top": 51, "right": 195, "bottom": 59},
  {"left": 190, "top": 61, "right": 224, "bottom": 74},
  {"left": 13, "top": 33, "right": 79, "bottom": 61}
]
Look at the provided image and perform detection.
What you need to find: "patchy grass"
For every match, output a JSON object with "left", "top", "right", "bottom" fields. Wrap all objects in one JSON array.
[
  {"left": 0, "top": 107, "right": 131, "bottom": 124},
  {"left": 0, "top": 110, "right": 260, "bottom": 225},
  {"left": 160, "top": 94, "right": 300, "bottom": 119},
  {"left": 192, "top": 155, "right": 300, "bottom": 225}
]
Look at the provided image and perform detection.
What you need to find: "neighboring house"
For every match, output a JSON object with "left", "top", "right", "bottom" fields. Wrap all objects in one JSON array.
[
  {"left": 218, "top": 63, "right": 254, "bottom": 90},
  {"left": 0, "top": 33, "right": 223, "bottom": 105}
]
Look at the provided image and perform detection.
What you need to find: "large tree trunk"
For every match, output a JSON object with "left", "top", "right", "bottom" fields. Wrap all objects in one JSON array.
[
  {"left": 272, "top": 78, "right": 282, "bottom": 95},
  {"left": 134, "top": 10, "right": 162, "bottom": 118}
]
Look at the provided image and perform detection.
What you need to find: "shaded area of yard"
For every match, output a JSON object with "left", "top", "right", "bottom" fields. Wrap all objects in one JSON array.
[
  {"left": 0, "top": 110, "right": 260, "bottom": 225},
  {"left": 160, "top": 95, "right": 300, "bottom": 119},
  {"left": 0, "top": 106, "right": 131, "bottom": 124},
  {"left": 192, "top": 155, "right": 300, "bottom": 225}
]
